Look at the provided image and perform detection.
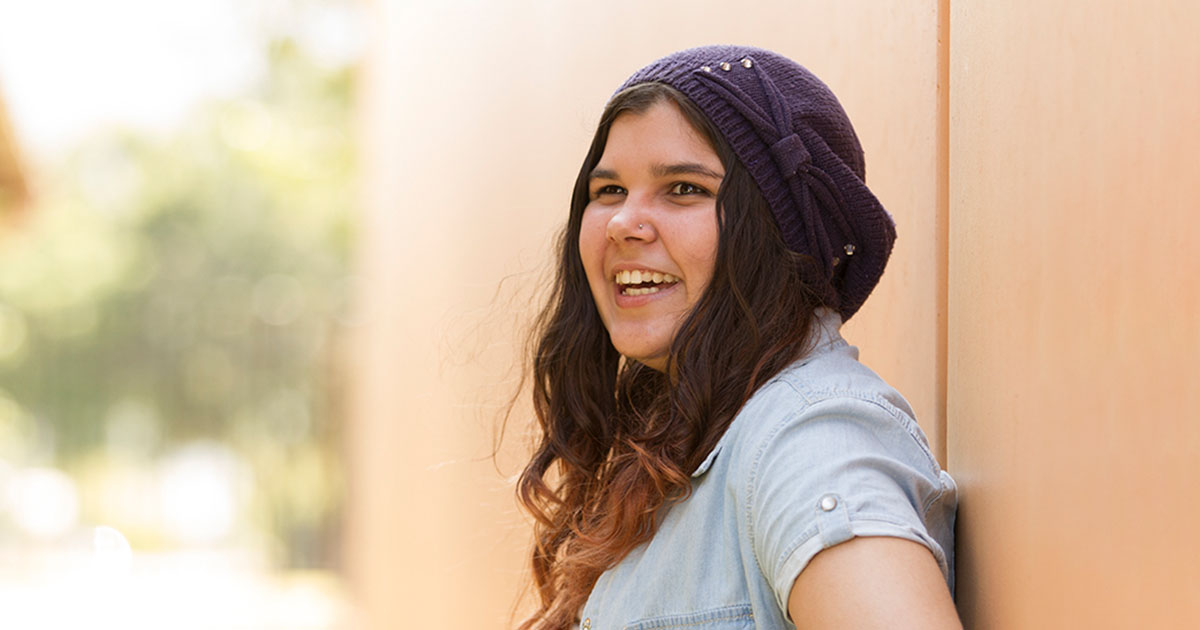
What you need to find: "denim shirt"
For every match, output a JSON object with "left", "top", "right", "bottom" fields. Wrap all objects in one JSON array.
[{"left": 577, "top": 309, "right": 957, "bottom": 630}]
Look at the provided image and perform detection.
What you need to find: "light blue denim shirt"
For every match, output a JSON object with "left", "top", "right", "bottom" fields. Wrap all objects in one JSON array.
[{"left": 577, "top": 309, "right": 957, "bottom": 630}]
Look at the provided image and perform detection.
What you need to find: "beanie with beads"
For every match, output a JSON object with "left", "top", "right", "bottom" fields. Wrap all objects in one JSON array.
[{"left": 613, "top": 45, "right": 895, "bottom": 322}]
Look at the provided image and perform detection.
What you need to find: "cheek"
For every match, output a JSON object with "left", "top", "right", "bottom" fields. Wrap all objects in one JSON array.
[
  {"left": 577, "top": 211, "right": 609, "bottom": 286},
  {"left": 675, "top": 218, "right": 721, "bottom": 292}
]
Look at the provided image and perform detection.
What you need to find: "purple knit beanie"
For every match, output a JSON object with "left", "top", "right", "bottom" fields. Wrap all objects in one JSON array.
[{"left": 613, "top": 45, "right": 895, "bottom": 322}]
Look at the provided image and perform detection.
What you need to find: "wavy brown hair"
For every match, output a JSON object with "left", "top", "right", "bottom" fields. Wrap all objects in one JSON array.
[{"left": 516, "top": 83, "right": 827, "bottom": 629}]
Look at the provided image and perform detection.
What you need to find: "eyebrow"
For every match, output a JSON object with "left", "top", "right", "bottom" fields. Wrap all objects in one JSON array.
[{"left": 588, "top": 162, "right": 725, "bottom": 182}]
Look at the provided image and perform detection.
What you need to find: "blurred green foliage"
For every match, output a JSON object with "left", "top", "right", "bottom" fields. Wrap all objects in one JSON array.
[{"left": 0, "top": 37, "right": 355, "bottom": 568}]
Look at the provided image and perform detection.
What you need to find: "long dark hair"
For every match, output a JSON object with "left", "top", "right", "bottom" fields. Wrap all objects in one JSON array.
[{"left": 516, "top": 82, "right": 826, "bottom": 630}]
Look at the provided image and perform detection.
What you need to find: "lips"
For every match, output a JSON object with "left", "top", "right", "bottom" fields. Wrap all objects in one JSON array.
[{"left": 613, "top": 268, "right": 680, "bottom": 296}]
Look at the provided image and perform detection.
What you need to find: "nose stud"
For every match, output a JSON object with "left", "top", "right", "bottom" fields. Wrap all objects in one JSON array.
[{"left": 638, "top": 224, "right": 644, "bottom": 230}]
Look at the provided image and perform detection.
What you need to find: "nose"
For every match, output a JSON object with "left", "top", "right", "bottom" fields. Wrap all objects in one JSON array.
[{"left": 606, "top": 196, "right": 655, "bottom": 244}]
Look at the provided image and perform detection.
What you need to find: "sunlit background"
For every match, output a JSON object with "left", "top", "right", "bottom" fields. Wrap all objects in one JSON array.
[
  {"left": 3, "top": 2, "right": 1199, "bottom": 629},
  {"left": 0, "top": 1, "right": 362, "bottom": 627}
]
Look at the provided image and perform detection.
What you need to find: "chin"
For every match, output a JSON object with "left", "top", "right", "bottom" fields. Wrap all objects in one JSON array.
[
  {"left": 614, "top": 345, "right": 668, "bottom": 372},
  {"left": 608, "top": 324, "right": 675, "bottom": 371}
]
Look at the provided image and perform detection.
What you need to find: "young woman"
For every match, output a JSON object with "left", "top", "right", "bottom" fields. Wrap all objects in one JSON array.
[{"left": 516, "top": 45, "right": 959, "bottom": 630}]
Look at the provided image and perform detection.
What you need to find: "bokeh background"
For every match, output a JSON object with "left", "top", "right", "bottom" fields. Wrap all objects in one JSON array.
[
  {"left": 0, "top": 1, "right": 359, "bottom": 627},
  {"left": 3, "top": 1, "right": 1199, "bottom": 629}
]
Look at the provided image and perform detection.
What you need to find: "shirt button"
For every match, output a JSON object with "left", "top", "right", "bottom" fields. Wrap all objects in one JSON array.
[
  {"left": 582, "top": 618, "right": 592, "bottom": 630},
  {"left": 819, "top": 494, "right": 838, "bottom": 511}
]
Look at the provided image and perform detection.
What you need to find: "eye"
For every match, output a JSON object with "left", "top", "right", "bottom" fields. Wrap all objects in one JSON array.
[
  {"left": 669, "top": 182, "right": 710, "bottom": 196},
  {"left": 591, "top": 184, "right": 626, "bottom": 199}
]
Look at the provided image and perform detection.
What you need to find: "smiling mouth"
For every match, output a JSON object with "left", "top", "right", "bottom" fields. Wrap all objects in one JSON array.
[{"left": 614, "top": 269, "right": 680, "bottom": 296}]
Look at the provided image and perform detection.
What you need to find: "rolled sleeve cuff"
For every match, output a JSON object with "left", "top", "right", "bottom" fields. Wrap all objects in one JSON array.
[{"left": 773, "top": 497, "right": 950, "bottom": 619}]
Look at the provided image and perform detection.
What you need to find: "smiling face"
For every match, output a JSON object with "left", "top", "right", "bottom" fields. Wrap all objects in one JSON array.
[{"left": 579, "top": 99, "right": 724, "bottom": 372}]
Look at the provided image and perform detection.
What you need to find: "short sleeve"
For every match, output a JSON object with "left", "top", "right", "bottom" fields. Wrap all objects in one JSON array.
[{"left": 739, "top": 394, "right": 955, "bottom": 615}]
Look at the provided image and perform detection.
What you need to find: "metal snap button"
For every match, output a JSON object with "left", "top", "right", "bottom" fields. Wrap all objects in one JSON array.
[{"left": 819, "top": 494, "right": 838, "bottom": 512}]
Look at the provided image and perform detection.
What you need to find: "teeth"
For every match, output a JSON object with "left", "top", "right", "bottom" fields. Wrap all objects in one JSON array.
[
  {"left": 613, "top": 270, "right": 681, "bottom": 285},
  {"left": 623, "top": 286, "right": 662, "bottom": 296}
]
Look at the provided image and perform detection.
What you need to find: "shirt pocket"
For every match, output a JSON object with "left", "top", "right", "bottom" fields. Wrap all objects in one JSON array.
[{"left": 622, "top": 604, "right": 754, "bottom": 630}]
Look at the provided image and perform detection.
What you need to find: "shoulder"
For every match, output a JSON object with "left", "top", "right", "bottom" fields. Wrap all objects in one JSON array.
[
  {"left": 724, "top": 340, "right": 941, "bottom": 484},
  {"left": 709, "top": 335, "right": 957, "bottom": 610}
]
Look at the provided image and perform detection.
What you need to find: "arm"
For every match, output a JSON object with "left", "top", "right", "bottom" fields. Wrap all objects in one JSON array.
[{"left": 787, "top": 536, "right": 962, "bottom": 630}]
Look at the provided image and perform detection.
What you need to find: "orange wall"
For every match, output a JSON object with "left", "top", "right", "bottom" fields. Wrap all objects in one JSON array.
[
  {"left": 350, "top": 2, "right": 943, "bottom": 628},
  {"left": 946, "top": 1, "right": 1200, "bottom": 627}
]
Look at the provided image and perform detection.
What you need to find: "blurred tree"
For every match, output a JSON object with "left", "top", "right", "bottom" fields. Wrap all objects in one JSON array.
[
  {"left": 0, "top": 36, "right": 356, "bottom": 569},
  {"left": 0, "top": 90, "right": 29, "bottom": 219}
]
